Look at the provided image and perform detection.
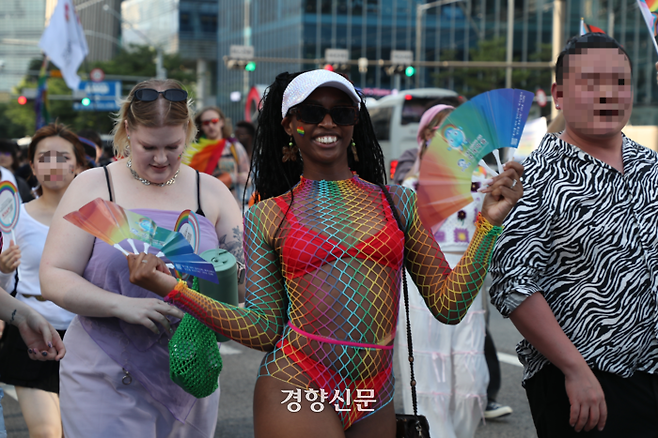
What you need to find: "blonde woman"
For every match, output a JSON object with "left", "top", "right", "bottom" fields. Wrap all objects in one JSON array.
[{"left": 40, "top": 80, "right": 244, "bottom": 437}]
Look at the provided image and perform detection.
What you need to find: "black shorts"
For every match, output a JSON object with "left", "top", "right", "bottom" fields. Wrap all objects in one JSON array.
[
  {"left": 0, "top": 324, "right": 65, "bottom": 394},
  {"left": 525, "top": 363, "right": 658, "bottom": 438}
]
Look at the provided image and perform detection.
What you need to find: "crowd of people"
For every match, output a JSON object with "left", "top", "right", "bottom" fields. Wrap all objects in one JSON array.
[{"left": 0, "top": 31, "right": 656, "bottom": 438}]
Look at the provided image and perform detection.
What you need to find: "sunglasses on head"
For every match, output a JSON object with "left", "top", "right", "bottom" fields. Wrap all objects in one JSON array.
[
  {"left": 132, "top": 88, "right": 188, "bottom": 103},
  {"left": 201, "top": 118, "right": 220, "bottom": 126},
  {"left": 289, "top": 104, "right": 359, "bottom": 126}
]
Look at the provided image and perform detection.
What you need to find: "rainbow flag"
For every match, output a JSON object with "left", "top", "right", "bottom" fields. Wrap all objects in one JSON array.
[
  {"left": 34, "top": 57, "right": 50, "bottom": 130},
  {"left": 637, "top": 0, "right": 658, "bottom": 54},
  {"left": 580, "top": 18, "right": 605, "bottom": 35}
]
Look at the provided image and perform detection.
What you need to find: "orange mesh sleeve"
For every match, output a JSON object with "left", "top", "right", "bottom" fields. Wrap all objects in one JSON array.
[
  {"left": 165, "top": 203, "right": 287, "bottom": 351},
  {"left": 391, "top": 186, "right": 502, "bottom": 324}
]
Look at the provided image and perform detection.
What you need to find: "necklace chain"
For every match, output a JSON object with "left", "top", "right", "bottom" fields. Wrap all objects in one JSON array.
[{"left": 127, "top": 159, "right": 179, "bottom": 187}]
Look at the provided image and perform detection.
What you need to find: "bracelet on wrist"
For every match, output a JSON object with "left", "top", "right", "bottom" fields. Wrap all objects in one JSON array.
[{"left": 475, "top": 212, "right": 504, "bottom": 236}]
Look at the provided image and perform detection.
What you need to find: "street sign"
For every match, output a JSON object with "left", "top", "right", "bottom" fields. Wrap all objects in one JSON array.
[
  {"left": 89, "top": 68, "right": 105, "bottom": 82},
  {"left": 79, "top": 81, "right": 122, "bottom": 98},
  {"left": 230, "top": 45, "right": 254, "bottom": 60},
  {"left": 325, "top": 49, "right": 349, "bottom": 64},
  {"left": 391, "top": 50, "right": 414, "bottom": 65},
  {"left": 75, "top": 81, "right": 122, "bottom": 111},
  {"left": 74, "top": 101, "right": 120, "bottom": 111},
  {"left": 536, "top": 88, "right": 547, "bottom": 107}
]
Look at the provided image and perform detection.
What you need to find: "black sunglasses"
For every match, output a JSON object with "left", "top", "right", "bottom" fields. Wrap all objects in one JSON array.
[
  {"left": 289, "top": 104, "right": 359, "bottom": 126},
  {"left": 132, "top": 88, "right": 188, "bottom": 103}
]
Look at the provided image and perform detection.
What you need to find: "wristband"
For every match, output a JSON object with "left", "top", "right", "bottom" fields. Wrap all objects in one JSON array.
[{"left": 475, "top": 212, "right": 504, "bottom": 236}]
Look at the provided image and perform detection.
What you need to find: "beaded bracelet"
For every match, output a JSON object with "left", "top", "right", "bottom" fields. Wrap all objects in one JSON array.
[{"left": 475, "top": 212, "right": 504, "bottom": 236}]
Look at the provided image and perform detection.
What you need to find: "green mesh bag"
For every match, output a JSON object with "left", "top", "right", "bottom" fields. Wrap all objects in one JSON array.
[{"left": 169, "top": 277, "right": 223, "bottom": 398}]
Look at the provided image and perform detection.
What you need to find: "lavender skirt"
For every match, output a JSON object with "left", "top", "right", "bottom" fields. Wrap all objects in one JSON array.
[{"left": 60, "top": 317, "right": 220, "bottom": 438}]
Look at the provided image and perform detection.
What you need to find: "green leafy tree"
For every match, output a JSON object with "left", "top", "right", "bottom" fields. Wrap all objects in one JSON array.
[
  {"left": 0, "top": 44, "right": 196, "bottom": 138},
  {"left": 433, "top": 37, "right": 553, "bottom": 99}
]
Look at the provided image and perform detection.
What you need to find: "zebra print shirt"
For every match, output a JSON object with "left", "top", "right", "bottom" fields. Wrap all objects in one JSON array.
[{"left": 490, "top": 133, "right": 658, "bottom": 383}]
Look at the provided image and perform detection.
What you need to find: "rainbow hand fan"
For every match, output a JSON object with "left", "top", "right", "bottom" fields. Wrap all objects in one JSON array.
[
  {"left": 65, "top": 198, "right": 218, "bottom": 283},
  {"left": 417, "top": 88, "right": 533, "bottom": 230},
  {"left": 637, "top": 0, "right": 658, "bottom": 54},
  {"left": 64, "top": 198, "right": 157, "bottom": 255}
]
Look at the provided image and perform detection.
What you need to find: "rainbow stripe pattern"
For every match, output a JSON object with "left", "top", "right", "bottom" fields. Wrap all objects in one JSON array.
[
  {"left": 163, "top": 176, "right": 503, "bottom": 429},
  {"left": 65, "top": 198, "right": 217, "bottom": 283},
  {"left": 0, "top": 181, "right": 19, "bottom": 233},
  {"left": 418, "top": 88, "right": 532, "bottom": 228},
  {"left": 638, "top": 0, "right": 658, "bottom": 54},
  {"left": 174, "top": 209, "right": 200, "bottom": 254}
]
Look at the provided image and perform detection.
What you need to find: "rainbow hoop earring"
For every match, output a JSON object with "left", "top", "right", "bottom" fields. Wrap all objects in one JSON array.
[{"left": 296, "top": 127, "right": 305, "bottom": 137}]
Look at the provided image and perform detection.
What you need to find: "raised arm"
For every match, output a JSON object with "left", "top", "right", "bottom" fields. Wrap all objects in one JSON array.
[
  {"left": 391, "top": 185, "right": 501, "bottom": 324},
  {"left": 392, "top": 160, "right": 522, "bottom": 324},
  {"left": 128, "top": 201, "right": 288, "bottom": 352}
]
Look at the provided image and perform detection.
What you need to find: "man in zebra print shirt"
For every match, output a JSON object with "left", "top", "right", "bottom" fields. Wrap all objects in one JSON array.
[{"left": 490, "top": 33, "right": 658, "bottom": 437}]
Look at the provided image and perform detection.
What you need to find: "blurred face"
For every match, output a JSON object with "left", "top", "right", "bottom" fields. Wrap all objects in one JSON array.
[
  {"left": 126, "top": 124, "right": 186, "bottom": 184},
  {"left": 282, "top": 87, "right": 356, "bottom": 167},
  {"left": 234, "top": 126, "right": 253, "bottom": 152},
  {"left": 199, "top": 109, "right": 224, "bottom": 140},
  {"left": 0, "top": 151, "right": 12, "bottom": 170},
  {"left": 30, "top": 136, "right": 79, "bottom": 191},
  {"left": 553, "top": 48, "right": 633, "bottom": 139}
]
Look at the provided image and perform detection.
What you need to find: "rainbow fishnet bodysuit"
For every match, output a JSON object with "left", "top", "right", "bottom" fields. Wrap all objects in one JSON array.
[{"left": 165, "top": 175, "right": 502, "bottom": 429}]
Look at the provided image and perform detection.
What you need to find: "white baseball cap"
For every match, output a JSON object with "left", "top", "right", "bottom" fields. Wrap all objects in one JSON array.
[{"left": 281, "top": 69, "right": 361, "bottom": 119}]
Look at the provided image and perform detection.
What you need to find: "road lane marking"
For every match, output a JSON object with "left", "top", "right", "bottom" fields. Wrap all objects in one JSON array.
[
  {"left": 220, "top": 344, "right": 242, "bottom": 355},
  {"left": 497, "top": 352, "right": 522, "bottom": 367}
]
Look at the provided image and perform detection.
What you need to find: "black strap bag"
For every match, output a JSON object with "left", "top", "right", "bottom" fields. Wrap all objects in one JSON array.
[{"left": 379, "top": 184, "right": 431, "bottom": 438}]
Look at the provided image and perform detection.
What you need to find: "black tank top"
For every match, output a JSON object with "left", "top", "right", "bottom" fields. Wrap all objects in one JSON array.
[{"left": 103, "top": 166, "right": 206, "bottom": 217}]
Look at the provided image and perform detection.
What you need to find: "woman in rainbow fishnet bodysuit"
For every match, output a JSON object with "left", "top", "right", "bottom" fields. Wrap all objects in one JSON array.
[{"left": 128, "top": 69, "right": 524, "bottom": 438}]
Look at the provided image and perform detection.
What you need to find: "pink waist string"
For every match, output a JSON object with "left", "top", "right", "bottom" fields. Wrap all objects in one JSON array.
[{"left": 287, "top": 321, "right": 394, "bottom": 350}]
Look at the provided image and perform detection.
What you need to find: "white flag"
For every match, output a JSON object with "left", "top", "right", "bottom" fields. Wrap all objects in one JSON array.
[{"left": 38, "top": 0, "right": 89, "bottom": 90}]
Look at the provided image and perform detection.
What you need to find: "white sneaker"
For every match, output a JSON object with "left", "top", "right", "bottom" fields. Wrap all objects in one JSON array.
[{"left": 484, "top": 401, "right": 513, "bottom": 419}]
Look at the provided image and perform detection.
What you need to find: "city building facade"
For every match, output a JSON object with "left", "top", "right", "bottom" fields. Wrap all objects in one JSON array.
[{"left": 218, "top": 0, "right": 657, "bottom": 125}]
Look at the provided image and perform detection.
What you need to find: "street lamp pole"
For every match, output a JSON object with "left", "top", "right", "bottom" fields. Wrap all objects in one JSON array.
[
  {"left": 505, "top": 0, "right": 514, "bottom": 88},
  {"left": 415, "top": 0, "right": 463, "bottom": 88},
  {"left": 551, "top": 0, "right": 566, "bottom": 121}
]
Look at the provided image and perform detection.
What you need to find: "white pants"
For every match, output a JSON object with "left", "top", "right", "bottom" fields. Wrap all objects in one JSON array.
[{"left": 397, "top": 255, "right": 489, "bottom": 438}]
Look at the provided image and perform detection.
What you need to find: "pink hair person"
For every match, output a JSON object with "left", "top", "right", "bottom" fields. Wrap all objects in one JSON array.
[{"left": 416, "top": 104, "right": 454, "bottom": 148}]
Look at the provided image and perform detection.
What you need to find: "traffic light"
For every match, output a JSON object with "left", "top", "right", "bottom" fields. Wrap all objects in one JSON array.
[
  {"left": 404, "top": 66, "right": 416, "bottom": 77},
  {"left": 323, "top": 64, "right": 334, "bottom": 72},
  {"left": 81, "top": 97, "right": 91, "bottom": 107},
  {"left": 17, "top": 96, "right": 27, "bottom": 105},
  {"left": 224, "top": 56, "right": 256, "bottom": 71}
]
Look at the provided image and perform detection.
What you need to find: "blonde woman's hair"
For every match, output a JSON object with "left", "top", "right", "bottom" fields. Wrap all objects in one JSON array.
[{"left": 112, "top": 79, "right": 197, "bottom": 157}]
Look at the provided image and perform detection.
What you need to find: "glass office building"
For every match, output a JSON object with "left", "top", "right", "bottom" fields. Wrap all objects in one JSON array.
[
  {"left": 218, "top": 0, "right": 657, "bottom": 125},
  {"left": 0, "top": 0, "right": 47, "bottom": 94},
  {"left": 122, "top": 0, "right": 219, "bottom": 102}
]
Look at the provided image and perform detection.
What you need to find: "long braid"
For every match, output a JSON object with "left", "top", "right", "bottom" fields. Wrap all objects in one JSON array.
[{"left": 250, "top": 72, "right": 303, "bottom": 201}]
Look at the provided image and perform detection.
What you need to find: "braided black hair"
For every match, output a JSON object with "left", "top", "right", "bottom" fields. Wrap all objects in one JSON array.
[{"left": 249, "top": 71, "right": 387, "bottom": 201}]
